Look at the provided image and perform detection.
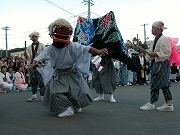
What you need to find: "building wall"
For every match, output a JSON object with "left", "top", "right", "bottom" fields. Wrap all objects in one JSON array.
[
  {"left": 10, "top": 51, "right": 24, "bottom": 58},
  {"left": 10, "top": 45, "right": 49, "bottom": 58}
]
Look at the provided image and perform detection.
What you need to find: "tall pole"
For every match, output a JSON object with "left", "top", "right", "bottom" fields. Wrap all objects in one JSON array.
[
  {"left": 137, "top": 34, "right": 139, "bottom": 46},
  {"left": 141, "top": 23, "right": 148, "bottom": 43},
  {"left": 2, "top": 26, "right": 10, "bottom": 57},
  {"left": 83, "top": 0, "right": 94, "bottom": 19}
]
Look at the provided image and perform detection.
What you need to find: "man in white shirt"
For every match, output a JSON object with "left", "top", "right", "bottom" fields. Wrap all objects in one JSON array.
[{"left": 24, "top": 32, "right": 45, "bottom": 102}]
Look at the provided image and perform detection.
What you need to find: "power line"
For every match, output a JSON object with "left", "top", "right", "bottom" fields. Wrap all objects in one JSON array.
[
  {"left": 95, "top": 0, "right": 112, "bottom": 10},
  {"left": 18, "top": 1, "right": 141, "bottom": 37},
  {"left": 93, "top": 0, "right": 143, "bottom": 32},
  {"left": 66, "top": 2, "right": 85, "bottom": 12},
  {"left": 68, "top": 6, "right": 87, "bottom": 15},
  {"left": 6, "top": 1, "right": 144, "bottom": 46},
  {"left": 44, "top": 0, "right": 75, "bottom": 16},
  {"left": 92, "top": 1, "right": 110, "bottom": 13},
  {"left": 91, "top": 11, "right": 100, "bottom": 17},
  {"left": 4, "top": 1, "right": 85, "bottom": 38}
]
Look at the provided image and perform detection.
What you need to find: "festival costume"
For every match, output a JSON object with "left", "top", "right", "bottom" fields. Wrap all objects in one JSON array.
[
  {"left": 93, "top": 57, "right": 119, "bottom": 94},
  {"left": 148, "top": 34, "right": 172, "bottom": 101},
  {"left": 140, "top": 21, "right": 173, "bottom": 111},
  {"left": 33, "top": 18, "right": 95, "bottom": 117},
  {"left": 35, "top": 43, "right": 93, "bottom": 114},
  {"left": 26, "top": 32, "right": 46, "bottom": 102},
  {"left": 73, "top": 11, "right": 139, "bottom": 102},
  {"left": 26, "top": 42, "right": 45, "bottom": 65}
]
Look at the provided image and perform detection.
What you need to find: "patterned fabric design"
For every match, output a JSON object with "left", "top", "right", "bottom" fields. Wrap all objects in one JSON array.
[
  {"left": 73, "top": 17, "right": 95, "bottom": 45},
  {"left": 93, "top": 12, "right": 126, "bottom": 51},
  {"left": 29, "top": 69, "right": 45, "bottom": 96},
  {"left": 50, "top": 93, "right": 71, "bottom": 113},
  {"left": 73, "top": 11, "right": 127, "bottom": 52},
  {"left": 92, "top": 58, "right": 119, "bottom": 94},
  {"left": 150, "top": 60, "right": 171, "bottom": 90},
  {"left": 42, "top": 67, "right": 93, "bottom": 113},
  {"left": 73, "top": 11, "right": 139, "bottom": 73},
  {"left": 162, "top": 87, "right": 173, "bottom": 101},
  {"left": 150, "top": 87, "right": 172, "bottom": 102},
  {"left": 150, "top": 60, "right": 172, "bottom": 102},
  {"left": 29, "top": 70, "right": 44, "bottom": 87}
]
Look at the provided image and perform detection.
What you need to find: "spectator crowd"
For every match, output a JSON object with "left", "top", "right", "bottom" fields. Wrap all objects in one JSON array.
[{"left": 0, "top": 55, "right": 30, "bottom": 92}]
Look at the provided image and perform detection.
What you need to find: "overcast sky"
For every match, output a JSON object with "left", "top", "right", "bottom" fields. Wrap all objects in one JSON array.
[{"left": 0, "top": 0, "right": 180, "bottom": 50}]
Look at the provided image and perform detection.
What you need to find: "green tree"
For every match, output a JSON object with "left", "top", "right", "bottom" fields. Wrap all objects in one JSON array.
[{"left": 132, "top": 37, "right": 148, "bottom": 50}]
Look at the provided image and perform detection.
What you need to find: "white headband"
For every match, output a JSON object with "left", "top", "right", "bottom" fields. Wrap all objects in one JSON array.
[{"left": 152, "top": 21, "right": 167, "bottom": 30}]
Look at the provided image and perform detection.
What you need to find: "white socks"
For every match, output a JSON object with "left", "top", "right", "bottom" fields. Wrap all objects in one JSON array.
[
  {"left": 58, "top": 106, "right": 74, "bottom": 117},
  {"left": 110, "top": 94, "right": 114, "bottom": 99},
  {"left": 32, "top": 94, "right": 37, "bottom": 98},
  {"left": 67, "top": 107, "right": 74, "bottom": 113},
  {"left": 93, "top": 94, "right": 104, "bottom": 101},
  {"left": 94, "top": 94, "right": 116, "bottom": 103},
  {"left": 100, "top": 93, "right": 104, "bottom": 99},
  {"left": 109, "top": 94, "right": 116, "bottom": 103}
]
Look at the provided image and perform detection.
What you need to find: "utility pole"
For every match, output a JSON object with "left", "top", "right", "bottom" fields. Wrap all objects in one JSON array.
[
  {"left": 83, "top": 0, "right": 94, "bottom": 19},
  {"left": 2, "top": 26, "right": 10, "bottom": 57},
  {"left": 137, "top": 34, "right": 139, "bottom": 46},
  {"left": 141, "top": 23, "right": 148, "bottom": 43}
]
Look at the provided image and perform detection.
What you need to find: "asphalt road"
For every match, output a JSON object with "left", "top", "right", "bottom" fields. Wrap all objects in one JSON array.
[{"left": 0, "top": 82, "right": 180, "bottom": 135}]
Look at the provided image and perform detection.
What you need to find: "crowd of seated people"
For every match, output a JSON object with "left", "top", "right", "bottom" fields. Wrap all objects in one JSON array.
[{"left": 0, "top": 56, "right": 30, "bottom": 92}]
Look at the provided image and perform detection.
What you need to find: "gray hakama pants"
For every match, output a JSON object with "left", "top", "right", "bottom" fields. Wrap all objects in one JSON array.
[
  {"left": 93, "top": 59, "right": 119, "bottom": 94},
  {"left": 42, "top": 67, "right": 93, "bottom": 114}
]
